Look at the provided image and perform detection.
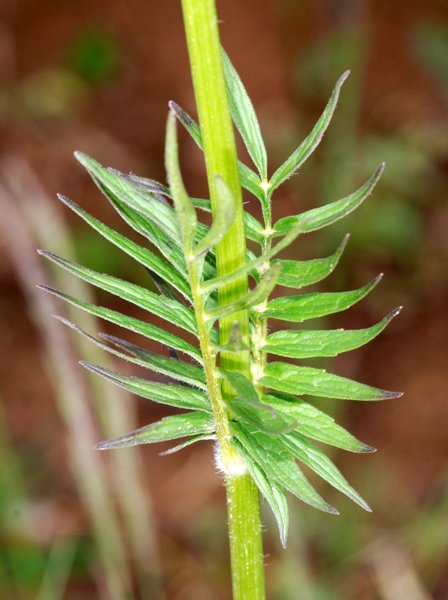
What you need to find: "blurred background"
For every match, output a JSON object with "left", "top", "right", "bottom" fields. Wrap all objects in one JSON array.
[{"left": 1, "top": 0, "right": 448, "bottom": 598}]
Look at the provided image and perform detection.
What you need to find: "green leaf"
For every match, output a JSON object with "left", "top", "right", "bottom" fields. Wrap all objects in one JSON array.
[
  {"left": 212, "top": 322, "right": 250, "bottom": 353},
  {"left": 95, "top": 412, "right": 215, "bottom": 450},
  {"left": 116, "top": 198, "right": 189, "bottom": 274},
  {"left": 84, "top": 158, "right": 223, "bottom": 282},
  {"left": 101, "top": 333, "right": 206, "bottom": 387},
  {"left": 259, "top": 362, "right": 402, "bottom": 401},
  {"left": 231, "top": 437, "right": 289, "bottom": 547},
  {"left": 227, "top": 398, "right": 296, "bottom": 435},
  {"left": 244, "top": 213, "right": 266, "bottom": 246},
  {"left": 221, "top": 49, "right": 267, "bottom": 180},
  {"left": 76, "top": 152, "right": 183, "bottom": 244},
  {"left": 55, "top": 316, "right": 206, "bottom": 389},
  {"left": 219, "top": 369, "right": 260, "bottom": 405},
  {"left": 58, "top": 194, "right": 192, "bottom": 301},
  {"left": 168, "top": 101, "right": 202, "bottom": 145},
  {"left": 272, "top": 164, "right": 385, "bottom": 237},
  {"left": 191, "top": 197, "right": 265, "bottom": 245},
  {"left": 281, "top": 432, "right": 371, "bottom": 511},
  {"left": 123, "top": 173, "right": 204, "bottom": 211},
  {"left": 262, "top": 392, "right": 375, "bottom": 453},
  {"left": 237, "top": 163, "right": 266, "bottom": 203},
  {"left": 269, "top": 71, "right": 349, "bottom": 191},
  {"left": 38, "top": 285, "right": 202, "bottom": 361},
  {"left": 219, "top": 368, "right": 297, "bottom": 434},
  {"left": 77, "top": 155, "right": 189, "bottom": 275},
  {"left": 165, "top": 111, "right": 198, "bottom": 251},
  {"left": 103, "top": 176, "right": 217, "bottom": 282},
  {"left": 193, "top": 175, "right": 236, "bottom": 257},
  {"left": 159, "top": 434, "right": 216, "bottom": 455},
  {"left": 38, "top": 251, "right": 198, "bottom": 336},
  {"left": 263, "top": 308, "right": 401, "bottom": 359},
  {"left": 111, "top": 175, "right": 238, "bottom": 281},
  {"left": 202, "top": 221, "right": 308, "bottom": 295},
  {"left": 274, "top": 235, "right": 349, "bottom": 289},
  {"left": 205, "top": 264, "right": 281, "bottom": 321},
  {"left": 81, "top": 362, "right": 210, "bottom": 411},
  {"left": 117, "top": 172, "right": 171, "bottom": 198},
  {"left": 146, "top": 268, "right": 181, "bottom": 302},
  {"left": 231, "top": 421, "right": 338, "bottom": 514},
  {"left": 168, "top": 101, "right": 264, "bottom": 201},
  {"left": 264, "top": 275, "right": 382, "bottom": 322}
]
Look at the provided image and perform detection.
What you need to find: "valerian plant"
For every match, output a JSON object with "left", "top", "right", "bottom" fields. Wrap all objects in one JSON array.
[{"left": 38, "top": 0, "right": 401, "bottom": 598}]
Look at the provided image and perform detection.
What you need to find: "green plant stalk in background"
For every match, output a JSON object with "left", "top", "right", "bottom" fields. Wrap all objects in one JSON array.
[{"left": 179, "top": 1, "right": 266, "bottom": 597}]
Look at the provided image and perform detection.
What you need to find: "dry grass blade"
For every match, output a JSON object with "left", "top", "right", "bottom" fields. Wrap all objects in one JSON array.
[
  {"left": 1, "top": 156, "right": 165, "bottom": 599},
  {"left": 0, "top": 169, "right": 133, "bottom": 600}
]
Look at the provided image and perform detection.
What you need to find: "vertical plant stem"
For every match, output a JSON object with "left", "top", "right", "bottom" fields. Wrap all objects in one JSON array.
[
  {"left": 252, "top": 189, "right": 272, "bottom": 397},
  {"left": 179, "top": 1, "right": 266, "bottom": 598},
  {"left": 180, "top": 0, "right": 250, "bottom": 357}
]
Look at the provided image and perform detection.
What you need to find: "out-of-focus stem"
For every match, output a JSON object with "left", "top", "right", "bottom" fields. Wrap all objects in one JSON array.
[
  {"left": 0, "top": 177, "right": 133, "bottom": 600},
  {"left": 1, "top": 157, "right": 164, "bottom": 598}
]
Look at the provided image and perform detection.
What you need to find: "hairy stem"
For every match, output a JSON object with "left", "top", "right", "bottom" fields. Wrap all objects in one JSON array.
[
  {"left": 180, "top": 0, "right": 250, "bottom": 360},
  {"left": 179, "top": 0, "right": 266, "bottom": 598},
  {"left": 252, "top": 189, "right": 272, "bottom": 396}
]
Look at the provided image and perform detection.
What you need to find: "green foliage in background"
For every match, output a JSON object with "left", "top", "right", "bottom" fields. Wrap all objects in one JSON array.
[{"left": 68, "top": 27, "right": 121, "bottom": 85}]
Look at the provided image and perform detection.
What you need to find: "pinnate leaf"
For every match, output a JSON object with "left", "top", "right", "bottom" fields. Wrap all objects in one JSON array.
[
  {"left": 96, "top": 412, "right": 214, "bottom": 450},
  {"left": 39, "top": 251, "right": 198, "bottom": 335},
  {"left": 165, "top": 112, "right": 198, "bottom": 251},
  {"left": 263, "top": 308, "right": 401, "bottom": 359},
  {"left": 38, "top": 285, "right": 202, "bottom": 361},
  {"left": 274, "top": 235, "right": 349, "bottom": 289},
  {"left": 57, "top": 194, "right": 192, "bottom": 301},
  {"left": 269, "top": 71, "right": 350, "bottom": 191},
  {"left": 262, "top": 392, "right": 375, "bottom": 453},
  {"left": 222, "top": 49, "right": 267, "bottom": 180},
  {"left": 273, "top": 164, "right": 385, "bottom": 237},
  {"left": 232, "top": 437, "right": 289, "bottom": 547},
  {"left": 40, "top": 61, "right": 399, "bottom": 537},
  {"left": 264, "top": 275, "right": 382, "bottom": 323},
  {"left": 260, "top": 362, "right": 402, "bottom": 401},
  {"left": 81, "top": 362, "right": 210, "bottom": 411},
  {"left": 281, "top": 432, "right": 371, "bottom": 511},
  {"left": 231, "top": 421, "right": 338, "bottom": 514}
]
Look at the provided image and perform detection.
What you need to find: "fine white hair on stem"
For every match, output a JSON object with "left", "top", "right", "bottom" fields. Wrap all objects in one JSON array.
[{"left": 214, "top": 441, "right": 247, "bottom": 477}]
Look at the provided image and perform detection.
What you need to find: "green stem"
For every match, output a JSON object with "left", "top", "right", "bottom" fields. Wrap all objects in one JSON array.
[
  {"left": 252, "top": 188, "right": 272, "bottom": 396},
  {"left": 180, "top": 0, "right": 249, "bottom": 357},
  {"left": 179, "top": 1, "right": 266, "bottom": 598}
]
